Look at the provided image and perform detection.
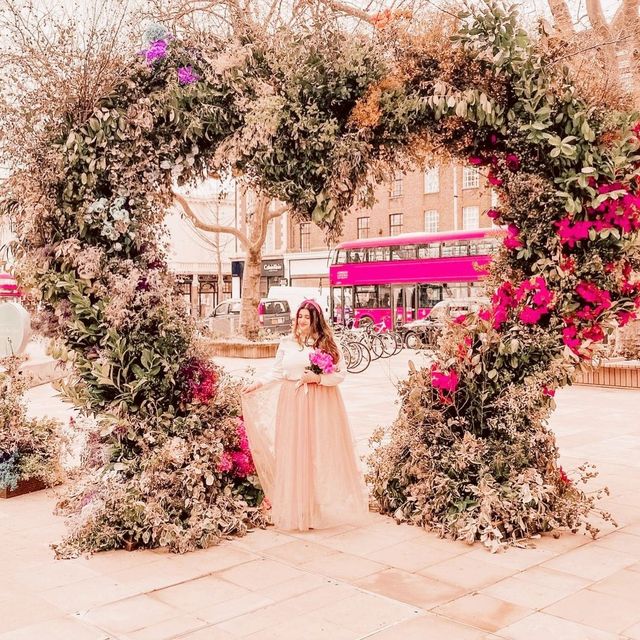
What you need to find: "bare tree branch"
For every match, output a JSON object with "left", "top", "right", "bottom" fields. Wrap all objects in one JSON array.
[
  {"left": 173, "top": 191, "right": 251, "bottom": 248},
  {"left": 546, "top": 0, "right": 576, "bottom": 37}
]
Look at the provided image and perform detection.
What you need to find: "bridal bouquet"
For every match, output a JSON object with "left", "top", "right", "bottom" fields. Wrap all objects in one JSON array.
[
  {"left": 307, "top": 349, "right": 336, "bottom": 375},
  {"left": 298, "top": 349, "right": 336, "bottom": 393}
]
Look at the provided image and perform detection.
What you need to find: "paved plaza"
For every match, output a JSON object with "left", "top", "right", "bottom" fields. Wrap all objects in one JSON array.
[{"left": 1, "top": 352, "right": 639, "bottom": 639}]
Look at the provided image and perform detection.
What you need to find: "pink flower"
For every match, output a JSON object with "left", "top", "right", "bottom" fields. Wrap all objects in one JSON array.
[
  {"left": 562, "top": 325, "right": 581, "bottom": 353},
  {"left": 617, "top": 310, "right": 636, "bottom": 327},
  {"left": 478, "top": 309, "right": 492, "bottom": 322},
  {"left": 486, "top": 208, "right": 501, "bottom": 220},
  {"left": 487, "top": 170, "right": 503, "bottom": 187},
  {"left": 556, "top": 218, "right": 591, "bottom": 248},
  {"left": 575, "top": 282, "right": 611, "bottom": 312},
  {"left": 230, "top": 451, "right": 255, "bottom": 477},
  {"left": 308, "top": 349, "right": 336, "bottom": 374},
  {"left": 519, "top": 305, "right": 547, "bottom": 324},
  {"left": 505, "top": 153, "right": 521, "bottom": 171},
  {"left": 468, "top": 156, "right": 486, "bottom": 166},
  {"left": 177, "top": 66, "right": 199, "bottom": 85},
  {"left": 454, "top": 313, "right": 467, "bottom": 324},
  {"left": 431, "top": 368, "right": 459, "bottom": 393},
  {"left": 488, "top": 133, "right": 499, "bottom": 146},
  {"left": 504, "top": 224, "right": 523, "bottom": 250},
  {"left": 558, "top": 466, "right": 571, "bottom": 486},
  {"left": 141, "top": 39, "right": 168, "bottom": 64},
  {"left": 542, "top": 387, "right": 556, "bottom": 397},
  {"left": 217, "top": 451, "right": 233, "bottom": 474}
]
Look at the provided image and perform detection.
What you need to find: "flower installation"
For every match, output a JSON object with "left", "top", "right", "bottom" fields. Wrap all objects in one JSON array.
[{"left": 2, "top": 1, "right": 638, "bottom": 554}]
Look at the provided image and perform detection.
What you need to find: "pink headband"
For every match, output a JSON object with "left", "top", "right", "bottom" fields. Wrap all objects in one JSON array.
[{"left": 298, "top": 299, "right": 323, "bottom": 315}]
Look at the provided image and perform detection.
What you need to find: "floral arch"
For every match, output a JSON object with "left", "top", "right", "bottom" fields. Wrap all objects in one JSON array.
[{"left": 3, "top": 2, "right": 640, "bottom": 554}]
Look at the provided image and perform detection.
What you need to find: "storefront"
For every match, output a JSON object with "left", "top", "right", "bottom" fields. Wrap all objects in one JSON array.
[
  {"left": 260, "top": 258, "right": 285, "bottom": 296},
  {"left": 175, "top": 273, "right": 232, "bottom": 317},
  {"left": 231, "top": 258, "right": 286, "bottom": 297}
]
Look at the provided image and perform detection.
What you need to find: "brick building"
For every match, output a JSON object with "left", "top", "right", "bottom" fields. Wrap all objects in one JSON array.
[{"left": 285, "top": 163, "right": 495, "bottom": 286}]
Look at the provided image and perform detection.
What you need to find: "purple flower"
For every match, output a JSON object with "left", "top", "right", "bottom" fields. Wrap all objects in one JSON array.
[
  {"left": 177, "top": 66, "right": 199, "bottom": 85},
  {"left": 143, "top": 39, "right": 168, "bottom": 64}
]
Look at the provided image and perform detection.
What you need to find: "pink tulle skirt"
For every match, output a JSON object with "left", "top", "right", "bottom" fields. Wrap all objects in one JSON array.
[{"left": 243, "top": 380, "right": 369, "bottom": 531}]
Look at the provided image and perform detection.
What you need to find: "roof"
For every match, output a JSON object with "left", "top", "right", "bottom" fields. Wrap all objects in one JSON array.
[{"left": 336, "top": 228, "right": 504, "bottom": 251}]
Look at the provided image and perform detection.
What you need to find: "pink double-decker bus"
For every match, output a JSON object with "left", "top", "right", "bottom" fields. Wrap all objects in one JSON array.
[{"left": 329, "top": 229, "right": 502, "bottom": 329}]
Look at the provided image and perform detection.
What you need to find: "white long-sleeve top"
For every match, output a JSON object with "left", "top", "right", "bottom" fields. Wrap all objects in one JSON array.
[{"left": 259, "top": 335, "right": 347, "bottom": 387}]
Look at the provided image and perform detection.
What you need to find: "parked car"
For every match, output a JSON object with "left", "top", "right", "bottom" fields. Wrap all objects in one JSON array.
[
  {"left": 402, "top": 297, "right": 488, "bottom": 349},
  {"left": 267, "top": 285, "right": 330, "bottom": 319},
  {"left": 202, "top": 298, "right": 292, "bottom": 335}
]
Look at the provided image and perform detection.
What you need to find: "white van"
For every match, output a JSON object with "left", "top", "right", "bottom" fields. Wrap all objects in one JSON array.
[{"left": 267, "top": 286, "right": 330, "bottom": 319}]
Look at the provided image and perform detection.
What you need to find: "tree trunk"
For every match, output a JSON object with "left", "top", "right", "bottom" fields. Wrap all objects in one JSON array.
[
  {"left": 240, "top": 247, "right": 262, "bottom": 339},
  {"left": 547, "top": 0, "right": 575, "bottom": 38},
  {"left": 173, "top": 189, "right": 288, "bottom": 341}
]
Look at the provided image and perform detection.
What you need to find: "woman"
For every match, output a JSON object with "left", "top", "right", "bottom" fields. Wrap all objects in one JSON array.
[{"left": 242, "top": 300, "right": 369, "bottom": 531}]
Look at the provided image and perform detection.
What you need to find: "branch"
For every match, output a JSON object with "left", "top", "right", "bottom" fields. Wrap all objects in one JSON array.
[
  {"left": 552, "top": 35, "right": 631, "bottom": 63},
  {"left": 546, "top": 0, "right": 576, "bottom": 37},
  {"left": 173, "top": 191, "right": 250, "bottom": 248}
]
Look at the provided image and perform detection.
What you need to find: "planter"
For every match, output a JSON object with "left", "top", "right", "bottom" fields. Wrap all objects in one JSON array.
[
  {"left": 204, "top": 340, "right": 279, "bottom": 359},
  {"left": 0, "top": 476, "right": 47, "bottom": 499},
  {"left": 573, "top": 359, "right": 640, "bottom": 389},
  {"left": 123, "top": 539, "right": 139, "bottom": 552}
]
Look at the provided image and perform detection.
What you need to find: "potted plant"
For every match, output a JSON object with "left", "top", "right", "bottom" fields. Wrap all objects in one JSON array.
[{"left": 0, "top": 355, "right": 66, "bottom": 498}]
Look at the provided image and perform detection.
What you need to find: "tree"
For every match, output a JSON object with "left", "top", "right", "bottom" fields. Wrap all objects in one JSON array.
[
  {"left": 545, "top": 0, "right": 640, "bottom": 105},
  {"left": 174, "top": 189, "right": 288, "bottom": 338}
]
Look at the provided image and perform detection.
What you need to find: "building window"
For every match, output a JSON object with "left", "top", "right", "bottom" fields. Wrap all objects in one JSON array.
[
  {"left": 462, "top": 206, "right": 480, "bottom": 230},
  {"left": 299, "top": 222, "right": 311, "bottom": 252},
  {"left": 265, "top": 219, "right": 276, "bottom": 253},
  {"left": 424, "top": 167, "right": 439, "bottom": 194},
  {"left": 391, "top": 172, "right": 403, "bottom": 198},
  {"left": 389, "top": 213, "right": 403, "bottom": 236},
  {"left": 357, "top": 216, "right": 370, "bottom": 239},
  {"left": 424, "top": 210, "right": 439, "bottom": 233},
  {"left": 462, "top": 167, "right": 480, "bottom": 189}
]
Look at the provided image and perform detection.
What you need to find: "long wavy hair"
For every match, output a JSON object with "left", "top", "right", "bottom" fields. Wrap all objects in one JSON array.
[{"left": 293, "top": 300, "right": 340, "bottom": 364}]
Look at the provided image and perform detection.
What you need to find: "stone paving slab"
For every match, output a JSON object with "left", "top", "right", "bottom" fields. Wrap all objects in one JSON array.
[{"left": 1, "top": 352, "right": 639, "bottom": 639}]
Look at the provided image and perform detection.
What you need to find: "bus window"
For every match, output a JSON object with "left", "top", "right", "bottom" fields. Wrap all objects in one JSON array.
[
  {"left": 469, "top": 239, "right": 497, "bottom": 255},
  {"left": 367, "top": 246, "right": 391, "bottom": 262},
  {"left": 417, "top": 243, "right": 440, "bottom": 258},
  {"left": 348, "top": 249, "right": 366, "bottom": 263},
  {"left": 441, "top": 241, "right": 469, "bottom": 257},
  {"left": 418, "top": 284, "right": 443, "bottom": 308},
  {"left": 390, "top": 245, "right": 417, "bottom": 261},
  {"left": 378, "top": 285, "right": 391, "bottom": 308},
  {"left": 333, "top": 250, "right": 347, "bottom": 264},
  {"left": 354, "top": 285, "right": 376, "bottom": 308}
]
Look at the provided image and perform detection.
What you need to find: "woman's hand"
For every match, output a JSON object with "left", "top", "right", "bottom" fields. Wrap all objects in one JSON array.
[
  {"left": 242, "top": 381, "right": 262, "bottom": 394},
  {"left": 299, "top": 370, "right": 321, "bottom": 385}
]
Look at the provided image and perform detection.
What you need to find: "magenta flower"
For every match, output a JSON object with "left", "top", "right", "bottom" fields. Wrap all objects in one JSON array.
[
  {"left": 143, "top": 39, "right": 168, "bottom": 64},
  {"left": 617, "top": 310, "right": 636, "bottom": 326},
  {"left": 431, "top": 368, "right": 459, "bottom": 393},
  {"left": 519, "top": 305, "right": 546, "bottom": 324},
  {"left": 468, "top": 156, "right": 486, "bottom": 166},
  {"left": 562, "top": 325, "right": 581, "bottom": 353},
  {"left": 308, "top": 349, "right": 336, "bottom": 374},
  {"left": 556, "top": 218, "right": 591, "bottom": 248},
  {"left": 486, "top": 208, "right": 501, "bottom": 220},
  {"left": 217, "top": 451, "right": 233, "bottom": 474},
  {"left": 487, "top": 170, "right": 503, "bottom": 187},
  {"left": 504, "top": 224, "right": 524, "bottom": 250},
  {"left": 505, "top": 153, "right": 521, "bottom": 171},
  {"left": 177, "top": 66, "right": 200, "bottom": 85}
]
